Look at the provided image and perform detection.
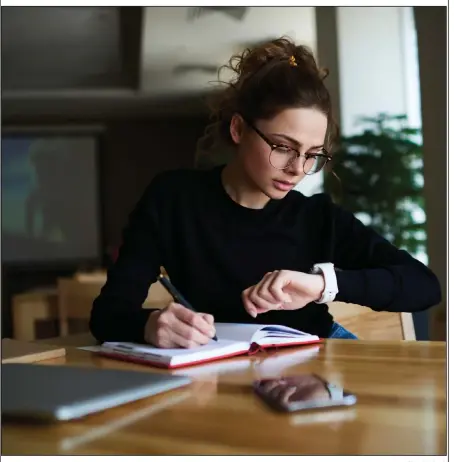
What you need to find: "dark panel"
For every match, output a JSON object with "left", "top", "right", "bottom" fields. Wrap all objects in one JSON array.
[
  {"left": 414, "top": 7, "right": 447, "bottom": 341},
  {"left": 2, "top": 7, "right": 127, "bottom": 90},
  {"left": 315, "top": 7, "right": 341, "bottom": 127},
  {"left": 119, "top": 7, "right": 143, "bottom": 90}
]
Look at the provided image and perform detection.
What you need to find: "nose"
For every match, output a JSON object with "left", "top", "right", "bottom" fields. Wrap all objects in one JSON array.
[{"left": 285, "top": 155, "right": 306, "bottom": 177}]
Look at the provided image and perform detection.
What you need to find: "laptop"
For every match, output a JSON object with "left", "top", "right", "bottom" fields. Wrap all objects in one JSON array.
[{"left": 2, "top": 363, "right": 191, "bottom": 421}]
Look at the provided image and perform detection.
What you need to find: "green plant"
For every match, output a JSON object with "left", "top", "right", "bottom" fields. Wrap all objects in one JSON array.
[{"left": 325, "top": 113, "right": 426, "bottom": 259}]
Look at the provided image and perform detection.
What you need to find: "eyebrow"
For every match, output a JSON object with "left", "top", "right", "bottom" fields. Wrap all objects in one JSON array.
[{"left": 271, "top": 133, "right": 325, "bottom": 150}]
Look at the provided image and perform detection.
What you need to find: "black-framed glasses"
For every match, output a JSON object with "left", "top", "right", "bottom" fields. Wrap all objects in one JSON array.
[{"left": 246, "top": 120, "right": 332, "bottom": 174}]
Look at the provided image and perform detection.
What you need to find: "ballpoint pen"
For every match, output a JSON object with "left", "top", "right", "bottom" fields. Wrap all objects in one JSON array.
[{"left": 158, "top": 274, "right": 218, "bottom": 341}]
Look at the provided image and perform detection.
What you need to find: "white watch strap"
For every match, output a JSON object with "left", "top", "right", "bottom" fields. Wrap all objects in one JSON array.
[
  {"left": 326, "top": 383, "right": 344, "bottom": 401},
  {"left": 311, "top": 263, "right": 338, "bottom": 304}
]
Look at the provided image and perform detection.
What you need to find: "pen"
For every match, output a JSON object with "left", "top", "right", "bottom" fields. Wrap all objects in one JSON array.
[{"left": 158, "top": 274, "right": 218, "bottom": 341}]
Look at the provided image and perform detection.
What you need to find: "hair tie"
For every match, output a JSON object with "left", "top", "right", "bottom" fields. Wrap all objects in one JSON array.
[{"left": 289, "top": 55, "right": 298, "bottom": 67}]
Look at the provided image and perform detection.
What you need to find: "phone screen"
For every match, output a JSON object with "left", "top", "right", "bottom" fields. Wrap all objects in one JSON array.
[{"left": 253, "top": 374, "right": 356, "bottom": 412}]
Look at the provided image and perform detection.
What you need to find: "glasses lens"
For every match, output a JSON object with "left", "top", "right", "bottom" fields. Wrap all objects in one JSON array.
[
  {"left": 269, "top": 147, "right": 297, "bottom": 170},
  {"left": 304, "top": 155, "right": 327, "bottom": 175}
]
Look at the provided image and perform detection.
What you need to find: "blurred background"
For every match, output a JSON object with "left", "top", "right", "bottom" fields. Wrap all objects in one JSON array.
[{"left": 1, "top": 6, "right": 446, "bottom": 342}]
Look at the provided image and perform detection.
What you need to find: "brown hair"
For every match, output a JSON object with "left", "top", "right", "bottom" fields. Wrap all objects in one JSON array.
[{"left": 198, "top": 37, "right": 338, "bottom": 158}]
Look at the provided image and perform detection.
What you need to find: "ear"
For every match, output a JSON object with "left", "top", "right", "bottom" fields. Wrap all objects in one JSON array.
[{"left": 229, "top": 113, "right": 244, "bottom": 145}]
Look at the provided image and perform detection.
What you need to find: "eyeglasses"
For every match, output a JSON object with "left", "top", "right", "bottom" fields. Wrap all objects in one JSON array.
[{"left": 246, "top": 120, "right": 332, "bottom": 174}]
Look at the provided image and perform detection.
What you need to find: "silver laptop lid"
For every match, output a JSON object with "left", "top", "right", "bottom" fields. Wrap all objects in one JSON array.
[{"left": 2, "top": 363, "right": 191, "bottom": 421}]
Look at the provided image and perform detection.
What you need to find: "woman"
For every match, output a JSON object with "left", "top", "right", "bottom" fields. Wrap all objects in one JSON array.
[{"left": 89, "top": 38, "right": 441, "bottom": 347}]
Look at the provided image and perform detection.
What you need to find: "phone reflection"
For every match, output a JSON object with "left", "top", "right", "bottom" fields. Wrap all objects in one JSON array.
[{"left": 253, "top": 374, "right": 356, "bottom": 412}]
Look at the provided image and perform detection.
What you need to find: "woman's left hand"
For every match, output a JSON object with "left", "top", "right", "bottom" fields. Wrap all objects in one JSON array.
[{"left": 242, "top": 270, "right": 325, "bottom": 318}]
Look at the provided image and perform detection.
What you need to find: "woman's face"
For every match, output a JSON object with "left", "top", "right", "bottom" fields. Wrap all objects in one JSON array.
[{"left": 230, "top": 107, "right": 328, "bottom": 200}]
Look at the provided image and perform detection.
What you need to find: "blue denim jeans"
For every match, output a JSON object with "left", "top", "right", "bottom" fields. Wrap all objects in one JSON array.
[{"left": 329, "top": 322, "right": 358, "bottom": 339}]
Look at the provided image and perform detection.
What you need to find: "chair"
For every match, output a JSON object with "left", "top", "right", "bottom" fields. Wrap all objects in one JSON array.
[
  {"left": 12, "top": 288, "right": 60, "bottom": 341},
  {"left": 57, "top": 273, "right": 173, "bottom": 336},
  {"left": 57, "top": 278, "right": 105, "bottom": 336},
  {"left": 328, "top": 302, "right": 416, "bottom": 340}
]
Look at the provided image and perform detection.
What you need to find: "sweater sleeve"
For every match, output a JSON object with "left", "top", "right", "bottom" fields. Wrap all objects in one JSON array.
[
  {"left": 89, "top": 176, "right": 166, "bottom": 343},
  {"left": 330, "top": 200, "right": 441, "bottom": 312}
]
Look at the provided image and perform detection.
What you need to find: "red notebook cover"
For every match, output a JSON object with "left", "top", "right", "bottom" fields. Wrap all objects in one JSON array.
[{"left": 96, "top": 338, "right": 322, "bottom": 370}]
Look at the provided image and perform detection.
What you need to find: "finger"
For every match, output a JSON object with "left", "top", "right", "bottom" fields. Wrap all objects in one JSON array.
[
  {"left": 171, "top": 304, "right": 216, "bottom": 338},
  {"left": 249, "top": 274, "right": 284, "bottom": 313},
  {"left": 269, "top": 384, "right": 288, "bottom": 400},
  {"left": 268, "top": 272, "right": 293, "bottom": 305},
  {"left": 261, "top": 380, "right": 282, "bottom": 394},
  {"left": 153, "top": 333, "right": 181, "bottom": 349},
  {"left": 153, "top": 315, "right": 188, "bottom": 348},
  {"left": 201, "top": 313, "right": 215, "bottom": 325},
  {"left": 242, "top": 288, "right": 259, "bottom": 318},
  {"left": 254, "top": 273, "right": 282, "bottom": 305},
  {"left": 249, "top": 289, "right": 281, "bottom": 314},
  {"left": 279, "top": 386, "right": 298, "bottom": 404},
  {"left": 168, "top": 327, "right": 203, "bottom": 349},
  {"left": 156, "top": 329, "right": 186, "bottom": 349},
  {"left": 170, "top": 315, "right": 212, "bottom": 347}
]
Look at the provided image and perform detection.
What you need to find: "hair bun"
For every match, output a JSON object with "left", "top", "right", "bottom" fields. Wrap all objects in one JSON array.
[
  {"left": 230, "top": 37, "right": 329, "bottom": 85},
  {"left": 292, "top": 43, "right": 328, "bottom": 80}
]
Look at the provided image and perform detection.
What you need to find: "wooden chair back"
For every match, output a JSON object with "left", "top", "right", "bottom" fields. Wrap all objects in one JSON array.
[{"left": 328, "top": 302, "right": 416, "bottom": 340}]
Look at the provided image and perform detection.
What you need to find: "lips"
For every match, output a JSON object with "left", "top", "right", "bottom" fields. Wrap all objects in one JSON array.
[{"left": 272, "top": 179, "right": 296, "bottom": 191}]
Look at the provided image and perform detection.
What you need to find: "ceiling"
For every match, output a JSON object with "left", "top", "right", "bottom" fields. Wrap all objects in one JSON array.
[{"left": 140, "top": 7, "right": 317, "bottom": 97}]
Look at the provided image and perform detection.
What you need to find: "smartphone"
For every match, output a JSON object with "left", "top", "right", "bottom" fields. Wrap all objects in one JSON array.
[{"left": 253, "top": 374, "right": 356, "bottom": 413}]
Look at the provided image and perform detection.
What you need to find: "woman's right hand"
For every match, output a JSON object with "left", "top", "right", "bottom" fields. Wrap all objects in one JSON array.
[{"left": 144, "top": 303, "right": 216, "bottom": 348}]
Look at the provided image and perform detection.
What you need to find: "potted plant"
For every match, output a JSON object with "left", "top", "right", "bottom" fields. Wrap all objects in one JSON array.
[{"left": 324, "top": 113, "right": 426, "bottom": 260}]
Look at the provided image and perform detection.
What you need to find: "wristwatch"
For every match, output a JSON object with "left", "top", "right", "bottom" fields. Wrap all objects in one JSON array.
[
  {"left": 325, "top": 382, "right": 344, "bottom": 401},
  {"left": 310, "top": 262, "right": 338, "bottom": 304}
]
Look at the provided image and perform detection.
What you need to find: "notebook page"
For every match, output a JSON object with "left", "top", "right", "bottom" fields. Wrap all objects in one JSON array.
[
  {"left": 255, "top": 335, "right": 319, "bottom": 347},
  {"left": 102, "top": 339, "right": 249, "bottom": 367},
  {"left": 103, "top": 339, "right": 237, "bottom": 357},
  {"left": 251, "top": 325, "right": 315, "bottom": 343},
  {"left": 213, "top": 323, "right": 271, "bottom": 343}
]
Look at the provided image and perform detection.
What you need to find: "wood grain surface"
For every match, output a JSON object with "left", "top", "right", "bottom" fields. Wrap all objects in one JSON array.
[{"left": 2, "top": 338, "right": 447, "bottom": 456}]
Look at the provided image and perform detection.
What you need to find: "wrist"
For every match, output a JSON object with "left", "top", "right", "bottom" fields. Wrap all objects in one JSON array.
[{"left": 312, "top": 274, "right": 325, "bottom": 302}]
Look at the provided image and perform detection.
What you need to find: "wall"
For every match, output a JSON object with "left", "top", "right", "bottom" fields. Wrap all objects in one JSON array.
[
  {"left": 140, "top": 6, "right": 317, "bottom": 97},
  {"left": 100, "top": 116, "right": 207, "bottom": 248},
  {"left": 336, "top": 7, "right": 410, "bottom": 136}
]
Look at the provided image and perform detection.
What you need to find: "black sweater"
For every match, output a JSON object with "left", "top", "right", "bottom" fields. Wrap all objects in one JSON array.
[{"left": 90, "top": 165, "right": 441, "bottom": 342}]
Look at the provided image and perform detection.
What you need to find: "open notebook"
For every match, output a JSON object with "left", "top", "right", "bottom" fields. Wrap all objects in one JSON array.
[{"left": 93, "top": 323, "right": 320, "bottom": 369}]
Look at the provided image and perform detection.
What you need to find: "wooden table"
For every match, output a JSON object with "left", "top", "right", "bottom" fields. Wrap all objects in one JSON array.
[{"left": 2, "top": 337, "right": 447, "bottom": 456}]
